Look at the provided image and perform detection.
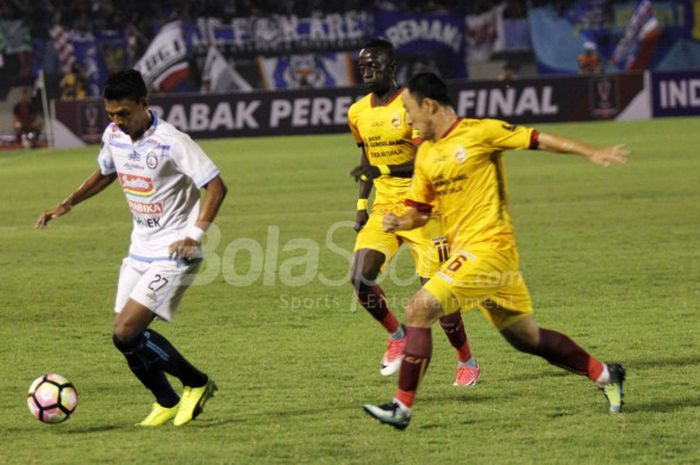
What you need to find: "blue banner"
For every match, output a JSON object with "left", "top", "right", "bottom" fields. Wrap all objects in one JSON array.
[{"left": 374, "top": 10, "right": 468, "bottom": 79}]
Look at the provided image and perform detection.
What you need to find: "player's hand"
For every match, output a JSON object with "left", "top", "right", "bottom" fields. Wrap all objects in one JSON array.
[
  {"left": 354, "top": 210, "right": 369, "bottom": 232},
  {"left": 168, "top": 237, "right": 200, "bottom": 260},
  {"left": 36, "top": 203, "right": 71, "bottom": 229},
  {"left": 350, "top": 165, "right": 381, "bottom": 182},
  {"left": 383, "top": 212, "right": 401, "bottom": 232},
  {"left": 588, "top": 144, "right": 630, "bottom": 167}
]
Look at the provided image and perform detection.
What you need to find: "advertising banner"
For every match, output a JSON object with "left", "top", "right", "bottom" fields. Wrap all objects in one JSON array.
[
  {"left": 651, "top": 69, "right": 700, "bottom": 117},
  {"left": 53, "top": 72, "right": 647, "bottom": 147}
]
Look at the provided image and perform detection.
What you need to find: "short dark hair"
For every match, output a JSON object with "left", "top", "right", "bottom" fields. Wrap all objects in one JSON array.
[
  {"left": 362, "top": 38, "right": 395, "bottom": 62},
  {"left": 406, "top": 72, "right": 451, "bottom": 106},
  {"left": 103, "top": 69, "right": 147, "bottom": 102}
]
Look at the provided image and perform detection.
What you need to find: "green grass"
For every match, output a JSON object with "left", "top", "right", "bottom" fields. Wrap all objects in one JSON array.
[{"left": 1, "top": 117, "right": 699, "bottom": 464}]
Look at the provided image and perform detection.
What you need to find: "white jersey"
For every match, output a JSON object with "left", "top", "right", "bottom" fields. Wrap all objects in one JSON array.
[{"left": 97, "top": 112, "right": 220, "bottom": 260}]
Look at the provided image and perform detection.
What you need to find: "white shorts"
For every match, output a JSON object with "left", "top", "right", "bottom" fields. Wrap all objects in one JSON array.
[{"left": 114, "top": 256, "right": 201, "bottom": 322}]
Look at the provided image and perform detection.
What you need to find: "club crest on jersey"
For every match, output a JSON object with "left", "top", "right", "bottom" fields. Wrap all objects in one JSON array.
[
  {"left": 391, "top": 114, "right": 402, "bottom": 129},
  {"left": 118, "top": 173, "right": 155, "bottom": 197},
  {"left": 146, "top": 153, "right": 158, "bottom": 169},
  {"left": 454, "top": 146, "right": 468, "bottom": 163}
]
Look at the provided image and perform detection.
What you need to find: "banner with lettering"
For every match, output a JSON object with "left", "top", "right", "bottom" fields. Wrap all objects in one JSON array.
[
  {"left": 194, "top": 12, "right": 372, "bottom": 56},
  {"left": 53, "top": 72, "right": 647, "bottom": 147},
  {"left": 134, "top": 21, "right": 197, "bottom": 93},
  {"left": 374, "top": 10, "right": 468, "bottom": 80}
]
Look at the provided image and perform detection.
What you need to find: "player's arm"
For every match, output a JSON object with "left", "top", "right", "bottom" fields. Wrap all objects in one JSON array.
[
  {"left": 537, "top": 132, "right": 629, "bottom": 167},
  {"left": 168, "top": 175, "right": 227, "bottom": 259},
  {"left": 382, "top": 205, "right": 431, "bottom": 233},
  {"left": 36, "top": 169, "right": 117, "bottom": 229},
  {"left": 349, "top": 148, "right": 373, "bottom": 232},
  {"left": 350, "top": 158, "right": 415, "bottom": 181}
]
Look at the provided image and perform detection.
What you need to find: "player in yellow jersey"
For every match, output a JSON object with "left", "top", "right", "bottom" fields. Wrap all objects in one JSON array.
[
  {"left": 347, "top": 39, "right": 480, "bottom": 386},
  {"left": 364, "top": 72, "right": 629, "bottom": 429}
]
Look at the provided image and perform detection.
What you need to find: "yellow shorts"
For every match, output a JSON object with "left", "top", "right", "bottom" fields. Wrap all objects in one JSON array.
[
  {"left": 354, "top": 212, "right": 448, "bottom": 278},
  {"left": 423, "top": 241, "right": 533, "bottom": 330}
]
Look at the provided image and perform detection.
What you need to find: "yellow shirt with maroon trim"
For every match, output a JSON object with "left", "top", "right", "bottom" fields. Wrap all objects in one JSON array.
[
  {"left": 408, "top": 118, "right": 537, "bottom": 251},
  {"left": 348, "top": 91, "right": 416, "bottom": 214}
]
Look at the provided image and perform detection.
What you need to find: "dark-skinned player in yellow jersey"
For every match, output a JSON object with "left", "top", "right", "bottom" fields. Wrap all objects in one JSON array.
[
  {"left": 364, "top": 72, "right": 629, "bottom": 430},
  {"left": 348, "top": 39, "right": 480, "bottom": 386}
]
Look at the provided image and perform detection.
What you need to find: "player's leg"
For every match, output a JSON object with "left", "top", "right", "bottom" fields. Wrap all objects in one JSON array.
[
  {"left": 482, "top": 265, "right": 626, "bottom": 414},
  {"left": 405, "top": 221, "right": 479, "bottom": 386},
  {"left": 363, "top": 287, "right": 444, "bottom": 429},
  {"left": 112, "top": 259, "right": 180, "bottom": 425},
  {"left": 497, "top": 312, "right": 625, "bottom": 413},
  {"left": 351, "top": 213, "right": 405, "bottom": 375},
  {"left": 112, "top": 258, "right": 215, "bottom": 425},
  {"left": 420, "top": 276, "right": 479, "bottom": 386}
]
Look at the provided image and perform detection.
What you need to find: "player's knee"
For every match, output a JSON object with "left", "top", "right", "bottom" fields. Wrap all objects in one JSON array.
[
  {"left": 405, "top": 293, "right": 441, "bottom": 327},
  {"left": 501, "top": 325, "right": 539, "bottom": 354},
  {"left": 112, "top": 323, "right": 141, "bottom": 348},
  {"left": 112, "top": 332, "right": 133, "bottom": 353}
]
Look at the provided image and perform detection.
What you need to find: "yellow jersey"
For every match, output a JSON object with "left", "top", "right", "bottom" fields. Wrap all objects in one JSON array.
[
  {"left": 348, "top": 90, "right": 416, "bottom": 214},
  {"left": 408, "top": 118, "right": 537, "bottom": 251}
]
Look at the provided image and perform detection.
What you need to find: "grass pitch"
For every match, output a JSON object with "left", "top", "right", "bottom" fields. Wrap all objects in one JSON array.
[{"left": 1, "top": 117, "right": 699, "bottom": 465}]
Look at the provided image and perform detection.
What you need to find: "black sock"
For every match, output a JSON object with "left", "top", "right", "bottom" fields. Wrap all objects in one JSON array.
[
  {"left": 140, "top": 329, "right": 208, "bottom": 388},
  {"left": 112, "top": 334, "right": 179, "bottom": 407}
]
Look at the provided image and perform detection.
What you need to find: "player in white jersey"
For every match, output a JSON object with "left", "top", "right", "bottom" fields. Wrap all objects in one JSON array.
[{"left": 37, "top": 70, "right": 227, "bottom": 427}]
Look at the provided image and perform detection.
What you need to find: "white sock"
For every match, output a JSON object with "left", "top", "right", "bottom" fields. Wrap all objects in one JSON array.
[{"left": 595, "top": 364, "right": 610, "bottom": 387}]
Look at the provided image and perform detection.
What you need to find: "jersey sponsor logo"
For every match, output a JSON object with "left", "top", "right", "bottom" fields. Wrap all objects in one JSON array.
[
  {"left": 127, "top": 200, "right": 163, "bottom": 215},
  {"left": 128, "top": 151, "right": 141, "bottom": 161},
  {"left": 454, "top": 146, "right": 467, "bottom": 163},
  {"left": 118, "top": 173, "right": 155, "bottom": 197},
  {"left": 135, "top": 216, "right": 162, "bottom": 228},
  {"left": 146, "top": 153, "right": 159, "bottom": 169},
  {"left": 390, "top": 113, "right": 402, "bottom": 129}
]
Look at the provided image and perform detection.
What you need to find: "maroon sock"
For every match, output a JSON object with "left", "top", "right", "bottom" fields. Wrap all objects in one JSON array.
[
  {"left": 396, "top": 327, "right": 432, "bottom": 407},
  {"left": 356, "top": 285, "right": 399, "bottom": 333},
  {"left": 438, "top": 312, "right": 472, "bottom": 362},
  {"left": 536, "top": 328, "right": 604, "bottom": 380}
]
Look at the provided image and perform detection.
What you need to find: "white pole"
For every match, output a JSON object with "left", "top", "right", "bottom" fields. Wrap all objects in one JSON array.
[{"left": 37, "top": 70, "right": 53, "bottom": 148}]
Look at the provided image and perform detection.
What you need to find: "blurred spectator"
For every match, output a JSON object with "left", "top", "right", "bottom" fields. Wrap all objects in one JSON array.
[
  {"left": 59, "top": 61, "right": 88, "bottom": 100},
  {"left": 578, "top": 41, "right": 602, "bottom": 74},
  {"left": 497, "top": 62, "right": 518, "bottom": 80},
  {"left": 13, "top": 88, "right": 40, "bottom": 148}
]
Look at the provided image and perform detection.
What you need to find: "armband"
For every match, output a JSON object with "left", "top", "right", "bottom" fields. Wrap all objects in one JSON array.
[
  {"left": 378, "top": 165, "right": 391, "bottom": 176},
  {"left": 356, "top": 199, "right": 368, "bottom": 210}
]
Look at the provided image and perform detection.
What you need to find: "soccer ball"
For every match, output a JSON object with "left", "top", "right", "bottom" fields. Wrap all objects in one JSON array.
[{"left": 27, "top": 374, "right": 78, "bottom": 424}]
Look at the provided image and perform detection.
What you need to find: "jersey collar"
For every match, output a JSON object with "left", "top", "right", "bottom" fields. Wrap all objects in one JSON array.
[{"left": 371, "top": 88, "right": 402, "bottom": 108}]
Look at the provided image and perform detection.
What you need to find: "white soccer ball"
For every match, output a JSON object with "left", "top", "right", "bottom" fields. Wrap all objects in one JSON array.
[{"left": 27, "top": 373, "right": 78, "bottom": 424}]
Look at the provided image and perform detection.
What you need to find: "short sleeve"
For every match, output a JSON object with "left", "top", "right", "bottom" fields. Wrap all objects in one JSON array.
[
  {"left": 347, "top": 103, "right": 363, "bottom": 146},
  {"left": 407, "top": 148, "right": 435, "bottom": 206},
  {"left": 96, "top": 129, "right": 116, "bottom": 175},
  {"left": 481, "top": 119, "right": 535, "bottom": 151},
  {"left": 171, "top": 134, "right": 221, "bottom": 188}
]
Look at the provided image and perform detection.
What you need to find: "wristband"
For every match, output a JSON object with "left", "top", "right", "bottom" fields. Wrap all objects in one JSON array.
[
  {"left": 186, "top": 225, "right": 206, "bottom": 243},
  {"left": 356, "top": 199, "right": 368, "bottom": 210},
  {"left": 378, "top": 165, "right": 391, "bottom": 176}
]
